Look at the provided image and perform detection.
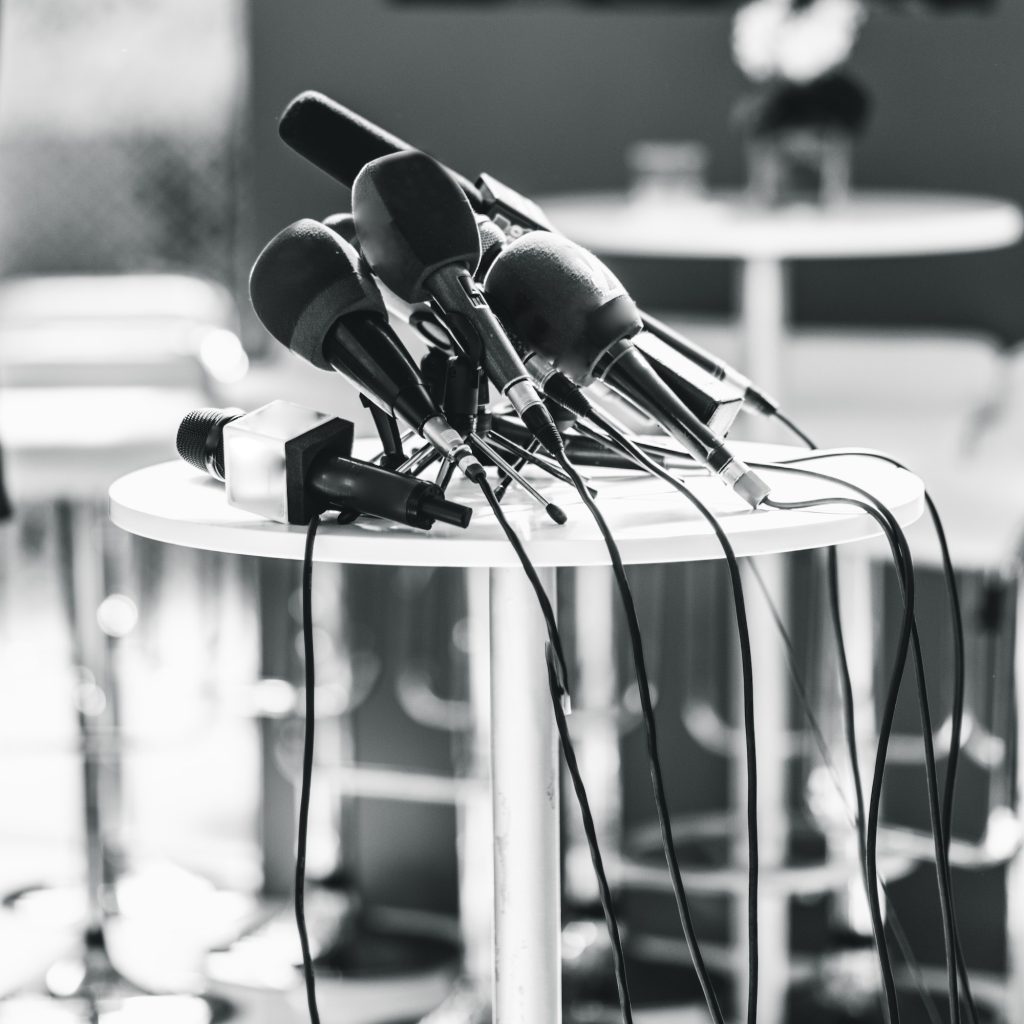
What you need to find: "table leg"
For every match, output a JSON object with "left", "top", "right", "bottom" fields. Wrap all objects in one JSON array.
[
  {"left": 1006, "top": 575, "right": 1024, "bottom": 1022},
  {"left": 459, "top": 567, "right": 495, "bottom": 999},
  {"left": 564, "top": 566, "right": 622, "bottom": 907},
  {"left": 738, "top": 258, "right": 789, "bottom": 404},
  {"left": 736, "top": 257, "right": 793, "bottom": 1024},
  {"left": 830, "top": 546, "right": 880, "bottom": 937},
  {"left": 489, "top": 566, "right": 561, "bottom": 1024},
  {"left": 736, "top": 555, "right": 790, "bottom": 1024}
]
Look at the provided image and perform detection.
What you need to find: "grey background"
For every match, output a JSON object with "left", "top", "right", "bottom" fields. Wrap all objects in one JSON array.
[{"left": 248, "top": 0, "right": 1024, "bottom": 343}]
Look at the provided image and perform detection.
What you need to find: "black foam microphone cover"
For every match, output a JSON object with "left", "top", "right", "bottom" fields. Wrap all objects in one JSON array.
[
  {"left": 279, "top": 91, "right": 485, "bottom": 207},
  {"left": 249, "top": 219, "right": 384, "bottom": 369},
  {"left": 483, "top": 232, "right": 643, "bottom": 384},
  {"left": 352, "top": 151, "right": 481, "bottom": 303}
]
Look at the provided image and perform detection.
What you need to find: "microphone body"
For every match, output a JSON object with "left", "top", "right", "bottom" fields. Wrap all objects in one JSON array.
[{"left": 176, "top": 402, "right": 472, "bottom": 529}]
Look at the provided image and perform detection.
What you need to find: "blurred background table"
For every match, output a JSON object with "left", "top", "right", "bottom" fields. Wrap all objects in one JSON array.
[{"left": 539, "top": 191, "right": 1024, "bottom": 403}]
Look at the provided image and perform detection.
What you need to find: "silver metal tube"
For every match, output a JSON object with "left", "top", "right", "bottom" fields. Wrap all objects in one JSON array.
[{"left": 472, "top": 434, "right": 551, "bottom": 511}]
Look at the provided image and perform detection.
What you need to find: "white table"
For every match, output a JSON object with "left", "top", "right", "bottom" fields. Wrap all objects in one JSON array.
[
  {"left": 538, "top": 190, "right": 1024, "bottom": 401},
  {"left": 111, "top": 446, "right": 923, "bottom": 1024}
]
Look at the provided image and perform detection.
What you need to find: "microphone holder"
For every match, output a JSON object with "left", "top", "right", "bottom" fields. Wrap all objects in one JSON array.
[
  {"left": 494, "top": 438, "right": 539, "bottom": 502},
  {"left": 485, "top": 433, "right": 587, "bottom": 494},
  {"left": 397, "top": 444, "right": 442, "bottom": 478},
  {"left": 469, "top": 434, "right": 567, "bottom": 525},
  {"left": 434, "top": 459, "right": 458, "bottom": 493},
  {"left": 360, "top": 394, "right": 407, "bottom": 470}
]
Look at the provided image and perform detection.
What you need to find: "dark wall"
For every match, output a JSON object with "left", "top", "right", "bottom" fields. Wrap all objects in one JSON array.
[{"left": 248, "top": 0, "right": 1024, "bottom": 342}]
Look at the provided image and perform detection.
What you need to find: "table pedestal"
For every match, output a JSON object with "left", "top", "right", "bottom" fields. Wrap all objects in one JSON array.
[{"left": 489, "top": 567, "right": 562, "bottom": 1024}]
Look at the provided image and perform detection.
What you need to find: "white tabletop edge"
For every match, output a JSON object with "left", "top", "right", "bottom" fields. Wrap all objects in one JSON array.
[{"left": 109, "top": 451, "right": 925, "bottom": 569}]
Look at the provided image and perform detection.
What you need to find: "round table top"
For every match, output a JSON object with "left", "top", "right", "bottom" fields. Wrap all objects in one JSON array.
[
  {"left": 109, "top": 443, "right": 924, "bottom": 569},
  {"left": 537, "top": 190, "right": 1024, "bottom": 261}
]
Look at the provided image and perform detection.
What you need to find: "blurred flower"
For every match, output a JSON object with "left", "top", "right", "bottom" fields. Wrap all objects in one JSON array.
[{"left": 733, "top": 0, "right": 868, "bottom": 84}]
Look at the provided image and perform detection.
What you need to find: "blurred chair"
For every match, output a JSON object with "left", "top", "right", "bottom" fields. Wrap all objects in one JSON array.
[
  {"left": 0, "top": 272, "right": 246, "bottom": 1023},
  {"left": 660, "top": 315, "right": 1024, "bottom": 1019}
]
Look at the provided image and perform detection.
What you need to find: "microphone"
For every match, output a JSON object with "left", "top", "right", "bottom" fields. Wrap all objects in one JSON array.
[
  {"left": 279, "top": 91, "right": 485, "bottom": 207},
  {"left": 350, "top": 150, "right": 563, "bottom": 457},
  {"left": 176, "top": 402, "right": 472, "bottom": 530},
  {"left": 632, "top": 333, "right": 744, "bottom": 436},
  {"left": 277, "top": 90, "right": 775, "bottom": 414},
  {"left": 249, "top": 218, "right": 483, "bottom": 481},
  {"left": 483, "top": 232, "right": 769, "bottom": 508}
]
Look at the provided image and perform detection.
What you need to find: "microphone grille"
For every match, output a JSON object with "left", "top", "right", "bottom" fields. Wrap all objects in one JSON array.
[{"left": 176, "top": 407, "right": 239, "bottom": 480}]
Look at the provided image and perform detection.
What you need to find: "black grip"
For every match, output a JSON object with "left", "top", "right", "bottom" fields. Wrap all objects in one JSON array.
[{"left": 279, "top": 90, "right": 484, "bottom": 206}]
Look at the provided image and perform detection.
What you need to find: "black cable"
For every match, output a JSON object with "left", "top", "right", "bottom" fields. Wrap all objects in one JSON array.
[
  {"left": 772, "top": 410, "right": 816, "bottom": 449},
  {"left": 785, "top": 469, "right": 977, "bottom": 1024},
  {"left": 574, "top": 417, "right": 971, "bottom": 1022},
  {"left": 765, "top": 432, "right": 976, "bottom": 1023},
  {"left": 580, "top": 414, "right": 760, "bottom": 1024},
  {"left": 745, "top": 559, "right": 945, "bottom": 1024},
  {"left": 297, "top": 514, "right": 322, "bottom": 1024},
  {"left": 555, "top": 450, "right": 738, "bottom": 1024},
  {"left": 474, "top": 474, "right": 635, "bottom": 1024},
  {"left": 782, "top": 455, "right": 968, "bottom": 866},
  {"left": 764, "top": 490, "right": 961, "bottom": 1024}
]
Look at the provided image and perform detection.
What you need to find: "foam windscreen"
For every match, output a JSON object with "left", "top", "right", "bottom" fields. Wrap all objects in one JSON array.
[
  {"left": 352, "top": 151, "right": 481, "bottom": 303},
  {"left": 484, "top": 232, "right": 642, "bottom": 382},
  {"left": 249, "top": 219, "right": 384, "bottom": 369}
]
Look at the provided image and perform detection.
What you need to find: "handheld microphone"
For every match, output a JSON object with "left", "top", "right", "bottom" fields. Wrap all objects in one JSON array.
[
  {"left": 277, "top": 90, "right": 775, "bottom": 414},
  {"left": 249, "top": 218, "right": 482, "bottom": 480},
  {"left": 176, "top": 402, "right": 473, "bottom": 530},
  {"left": 350, "top": 150, "right": 563, "bottom": 457},
  {"left": 484, "top": 232, "right": 769, "bottom": 508}
]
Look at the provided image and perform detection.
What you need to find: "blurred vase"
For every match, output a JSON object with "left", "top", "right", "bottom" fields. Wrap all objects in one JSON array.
[
  {"left": 746, "top": 128, "right": 853, "bottom": 207},
  {"left": 734, "top": 72, "right": 870, "bottom": 208}
]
